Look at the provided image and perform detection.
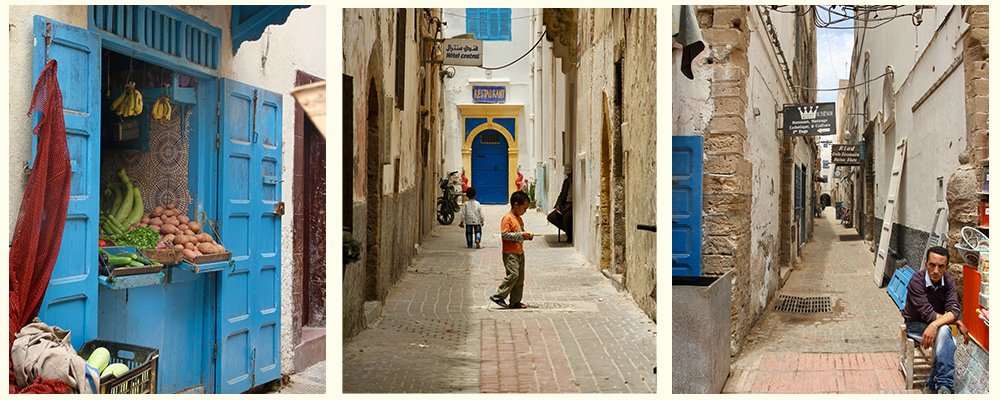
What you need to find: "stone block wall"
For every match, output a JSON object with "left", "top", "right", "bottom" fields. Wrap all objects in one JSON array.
[{"left": 621, "top": 8, "right": 657, "bottom": 319}]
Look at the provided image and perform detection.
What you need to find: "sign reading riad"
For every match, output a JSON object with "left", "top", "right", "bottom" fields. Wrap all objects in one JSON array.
[
  {"left": 443, "top": 39, "right": 483, "bottom": 66},
  {"left": 473, "top": 86, "right": 506, "bottom": 103},
  {"left": 831, "top": 144, "right": 861, "bottom": 165},
  {"left": 783, "top": 102, "right": 836, "bottom": 136}
]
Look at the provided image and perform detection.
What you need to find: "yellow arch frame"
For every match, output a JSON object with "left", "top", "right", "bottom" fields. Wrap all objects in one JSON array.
[{"left": 458, "top": 104, "right": 523, "bottom": 200}]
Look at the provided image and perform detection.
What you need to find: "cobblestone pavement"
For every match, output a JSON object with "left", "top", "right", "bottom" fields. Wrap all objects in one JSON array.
[
  {"left": 342, "top": 206, "right": 657, "bottom": 393},
  {"left": 274, "top": 361, "right": 326, "bottom": 394},
  {"left": 726, "top": 207, "right": 917, "bottom": 393}
]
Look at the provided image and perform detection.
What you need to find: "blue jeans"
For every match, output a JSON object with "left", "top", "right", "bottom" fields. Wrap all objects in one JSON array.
[
  {"left": 465, "top": 224, "right": 482, "bottom": 247},
  {"left": 906, "top": 321, "right": 956, "bottom": 392}
]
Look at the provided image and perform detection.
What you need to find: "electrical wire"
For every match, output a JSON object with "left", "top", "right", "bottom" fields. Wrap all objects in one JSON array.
[
  {"left": 478, "top": 28, "right": 547, "bottom": 71},
  {"left": 796, "top": 71, "right": 890, "bottom": 92}
]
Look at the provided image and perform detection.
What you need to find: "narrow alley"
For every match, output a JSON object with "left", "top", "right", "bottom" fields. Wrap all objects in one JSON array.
[
  {"left": 342, "top": 206, "right": 657, "bottom": 393},
  {"left": 724, "top": 207, "right": 911, "bottom": 393}
]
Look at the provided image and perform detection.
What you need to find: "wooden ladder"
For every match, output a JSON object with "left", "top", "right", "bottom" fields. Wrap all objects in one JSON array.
[{"left": 874, "top": 139, "right": 907, "bottom": 286}]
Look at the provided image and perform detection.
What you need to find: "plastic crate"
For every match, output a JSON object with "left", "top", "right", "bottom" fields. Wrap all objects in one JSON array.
[
  {"left": 887, "top": 266, "right": 916, "bottom": 311},
  {"left": 79, "top": 340, "right": 159, "bottom": 394}
]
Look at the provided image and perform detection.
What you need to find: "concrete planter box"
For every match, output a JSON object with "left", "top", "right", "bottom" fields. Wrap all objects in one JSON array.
[{"left": 672, "top": 270, "right": 732, "bottom": 394}]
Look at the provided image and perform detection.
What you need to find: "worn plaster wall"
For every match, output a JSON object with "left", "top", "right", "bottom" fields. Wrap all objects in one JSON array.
[
  {"left": 8, "top": 6, "right": 88, "bottom": 236},
  {"left": 855, "top": 6, "right": 968, "bottom": 268},
  {"left": 674, "top": 6, "right": 816, "bottom": 355},
  {"left": 621, "top": 9, "right": 657, "bottom": 319},
  {"left": 343, "top": 8, "right": 431, "bottom": 341},
  {"left": 573, "top": 8, "right": 617, "bottom": 268}
]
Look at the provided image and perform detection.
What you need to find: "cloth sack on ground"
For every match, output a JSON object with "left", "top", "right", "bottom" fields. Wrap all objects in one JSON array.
[{"left": 10, "top": 320, "right": 98, "bottom": 394}]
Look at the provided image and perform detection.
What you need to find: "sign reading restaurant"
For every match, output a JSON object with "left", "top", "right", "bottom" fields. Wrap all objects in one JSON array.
[
  {"left": 472, "top": 85, "right": 506, "bottom": 104},
  {"left": 831, "top": 144, "right": 861, "bottom": 165},
  {"left": 783, "top": 102, "right": 836, "bottom": 136},
  {"left": 443, "top": 39, "right": 483, "bottom": 67}
]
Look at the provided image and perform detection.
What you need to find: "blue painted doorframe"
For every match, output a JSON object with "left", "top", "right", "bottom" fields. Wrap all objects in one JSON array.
[
  {"left": 471, "top": 129, "right": 508, "bottom": 204},
  {"left": 672, "top": 136, "right": 703, "bottom": 277},
  {"left": 32, "top": 15, "right": 102, "bottom": 351},
  {"left": 218, "top": 79, "right": 283, "bottom": 393}
]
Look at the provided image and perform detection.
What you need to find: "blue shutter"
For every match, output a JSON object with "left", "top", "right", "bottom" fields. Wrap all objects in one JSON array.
[
  {"left": 32, "top": 16, "right": 102, "bottom": 351},
  {"left": 218, "top": 79, "right": 283, "bottom": 393},
  {"left": 478, "top": 9, "right": 489, "bottom": 39},
  {"left": 465, "top": 9, "right": 477, "bottom": 37},
  {"left": 672, "top": 136, "right": 703, "bottom": 277},
  {"left": 488, "top": 9, "right": 500, "bottom": 40},
  {"left": 499, "top": 9, "right": 512, "bottom": 40}
]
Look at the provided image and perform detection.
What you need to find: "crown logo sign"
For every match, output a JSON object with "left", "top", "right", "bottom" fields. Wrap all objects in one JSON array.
[{"left": 798, "top": 106, "right": 819, "bottom": 119}]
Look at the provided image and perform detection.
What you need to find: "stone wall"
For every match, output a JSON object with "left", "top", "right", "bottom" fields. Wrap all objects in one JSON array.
[
  {"left": 343, "top": 8, "right": 440, "bottom": 342},
  {"left": 621, "top": 8, "right": 657, "bottom": 319}
]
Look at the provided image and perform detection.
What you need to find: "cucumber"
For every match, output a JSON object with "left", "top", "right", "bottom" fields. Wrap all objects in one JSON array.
[
  {"left": 128, "top": 261, "right": 145, "bottom": 268},
  {"left": 114, "top": 169, "right": 135, "bottom": 222},
  {"left": 107, "top": 255, "right": 133, "bottom": 266},
  {"left": 109, "top": 184, "right": 124, "bottom": 218},
  {"left": 134, "top": 256, "right": 152, "bottom": 265},
  {"left": 98, "top": 248, "right": 110, "bottom": 256}
]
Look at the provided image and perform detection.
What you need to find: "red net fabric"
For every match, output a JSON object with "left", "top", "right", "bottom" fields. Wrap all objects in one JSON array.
[{"left": 8, "top": 59, "right": 72, "bottom": 347}]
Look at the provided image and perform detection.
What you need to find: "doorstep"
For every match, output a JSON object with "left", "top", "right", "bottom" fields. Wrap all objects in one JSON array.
[
  {"left": 601, "top": 269, "right": 625, "bottom": 292},
  {"left": 293, "top": 327, "right": 326, "bottom": 373}
]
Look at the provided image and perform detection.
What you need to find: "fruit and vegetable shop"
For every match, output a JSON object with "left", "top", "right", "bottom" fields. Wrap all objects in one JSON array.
[{"left": 8, "top": 5, "right": 327, "bottom": 394}]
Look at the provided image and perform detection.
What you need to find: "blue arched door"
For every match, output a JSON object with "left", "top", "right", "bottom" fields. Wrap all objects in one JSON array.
[{"left": 471, "top": 130, "right": 508, "bottom": 204}]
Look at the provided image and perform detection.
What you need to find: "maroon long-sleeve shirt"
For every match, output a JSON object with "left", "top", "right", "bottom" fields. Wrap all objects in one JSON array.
[{"left": 902, "top": 268, "right": 961, "bottom": 324}]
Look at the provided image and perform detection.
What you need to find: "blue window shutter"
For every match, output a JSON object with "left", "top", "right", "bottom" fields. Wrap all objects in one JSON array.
[
  {"left": 672, "top": 136, "right": 703, "bottom": 277},
  {"left": 500, "top": 9, "right": 511, "bottom": 40},
  {"left": 489, "top": 9, "right": 500, "bottom": 40},
  {"left": 479, "top": 9, "right": 489, "bottom": 39},
  {"left": 32, "top": 15, "right": 102, "bottom": 351},
  {"left": 466, "top": 8, "right": 477, "bottom": 37}
]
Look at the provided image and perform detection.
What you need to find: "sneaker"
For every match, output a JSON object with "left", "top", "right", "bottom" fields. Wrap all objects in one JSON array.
[
  {"left": 508, "top": 302, "right": 528, "bottom": 309},
  {"left": 936, "top": 387, "right": 953, "bottom": 394},
  {"left": 475, "top": 242, "right": 481, "bottom": 249},
  {"left": 489, "top": 295, "right": 508, "bottom": 308},
  {"left": 921, "top": 385, "right": 935, "bottom": 394}
]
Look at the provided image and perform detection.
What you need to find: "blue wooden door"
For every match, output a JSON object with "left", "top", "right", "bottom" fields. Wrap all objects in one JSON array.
[
  {"left": 33, "top": 16, "right": 102, "bottom": 351},
  {"left": 217, "top": 79, "right": 282, "bottom": 393},
  {"left": 471, "top": 129, "right": 508, "bottom": 204},
  {"left": 672, "top": 136, "right": 702, "bottom": 277}
]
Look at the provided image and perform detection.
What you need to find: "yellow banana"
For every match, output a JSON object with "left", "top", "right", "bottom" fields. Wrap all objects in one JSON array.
[
  {"left": 111, "top": 90, "right": 127, "bottom": 111},
  {"left": 165, "top": 100, "right": 172, "bottom": 121}
]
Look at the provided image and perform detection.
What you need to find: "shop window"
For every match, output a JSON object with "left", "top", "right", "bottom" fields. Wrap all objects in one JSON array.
[
  {"left": 395, "top": 8, "right": 406, "bottom": 110},
  {"left": 466, "top": 8, "right": 512, "bottom": 41}
]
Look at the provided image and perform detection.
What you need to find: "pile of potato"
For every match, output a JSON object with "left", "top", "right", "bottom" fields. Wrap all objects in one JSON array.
[{"left": 137, "top": 204, "right": 228, "bottom": 259}]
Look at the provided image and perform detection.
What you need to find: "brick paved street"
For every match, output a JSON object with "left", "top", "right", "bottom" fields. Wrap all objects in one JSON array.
[
  {"left": 726, "top": 207, "right": 918, "bottom": 393},
  {"left": 342, "top": 206, "right": 657, "bottom": 393}
]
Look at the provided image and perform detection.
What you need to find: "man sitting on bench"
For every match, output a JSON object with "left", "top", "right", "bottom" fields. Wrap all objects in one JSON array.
[{"left": 902, "top": 246, "right": 961, "bottom": 394}]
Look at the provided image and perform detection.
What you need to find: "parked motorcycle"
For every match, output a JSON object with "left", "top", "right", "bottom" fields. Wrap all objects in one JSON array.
[{"left": 437, "top": 171, "right": 462, "bottom": 225}]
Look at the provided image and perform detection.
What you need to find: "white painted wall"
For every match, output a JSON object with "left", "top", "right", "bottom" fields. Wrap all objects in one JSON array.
[
  {"left": 852, "top": 6, "right": 966, "bottom": 232},
  {"left": 7, "top": 5, "right": 325, "bottom": 377},
  {"left": 442, "top": 8, "right": 535, "bottom": 181}
]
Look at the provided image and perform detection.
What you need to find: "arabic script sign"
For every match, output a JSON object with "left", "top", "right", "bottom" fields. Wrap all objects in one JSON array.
[
  {"left": 443, "top": 39, "right": 483, "bottom": 66},
  {"left": 783, "top": 102, "right": 836, "bottom": 136}
]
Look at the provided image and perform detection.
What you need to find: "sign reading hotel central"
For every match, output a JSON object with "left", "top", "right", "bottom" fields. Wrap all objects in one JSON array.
[
  {"left": 443, "top": 39, "right": 483, "bottom": 66},
  {"left": 472, "top": 86, "right": 506, "bottom": 104},
  {"left": 783, "top": 102, "right": 836, "bottom": 136}
]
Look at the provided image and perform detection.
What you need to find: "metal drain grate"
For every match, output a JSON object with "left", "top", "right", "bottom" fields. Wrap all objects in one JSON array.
[{"left": 773, "top": 295, "right": 832, "bottom": 313}]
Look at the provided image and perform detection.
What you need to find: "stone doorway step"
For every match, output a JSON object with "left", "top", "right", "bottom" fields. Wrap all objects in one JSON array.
[{"left": 294, "top": 326, "right": 326, "bottom": 372}]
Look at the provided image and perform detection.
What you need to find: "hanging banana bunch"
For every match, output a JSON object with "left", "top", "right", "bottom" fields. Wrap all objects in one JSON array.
[
  {"left": 110, "top": 82, "right": 144, "bottom": 118},
  {"left": 151, "top": 95, "right": 173, "bottom": 122}
]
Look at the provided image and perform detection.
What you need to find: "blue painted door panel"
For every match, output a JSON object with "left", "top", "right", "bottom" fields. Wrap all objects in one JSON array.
[
  {"left": 33, "top": 15, "right": 102, "bottom": 351},
  {"left": 218, "top": 79, "right": 282, "bottom": 393},
  {"left": 672, "top": 136, "right": 703, "bottom": 277},
  {"left": 471, "top": 129, "right": 508, "bottom": 204}
]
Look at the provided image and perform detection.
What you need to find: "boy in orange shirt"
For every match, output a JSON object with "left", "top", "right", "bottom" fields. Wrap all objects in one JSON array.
[{"left": 489, "top": 191, "right": 534, "bottom": 309}]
